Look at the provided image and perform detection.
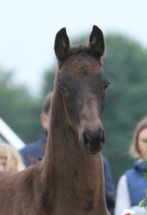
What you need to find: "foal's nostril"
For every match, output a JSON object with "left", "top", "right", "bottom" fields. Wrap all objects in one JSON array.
[
  {"left": 100, "top": 129, "right": 105, "bottom": 143},
  {"left": 83, "top": 132, "right": 91, "bottom": 147}
]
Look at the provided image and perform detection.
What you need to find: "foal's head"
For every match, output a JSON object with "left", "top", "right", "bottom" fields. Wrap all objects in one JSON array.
[{"left": 54, "top": 25, "right": 109, "bottom": 154}]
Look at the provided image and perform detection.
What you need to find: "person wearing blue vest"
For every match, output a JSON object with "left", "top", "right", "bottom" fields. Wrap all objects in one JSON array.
[{"left": 115, "top": 116, "right": 147, "bottom": 215}]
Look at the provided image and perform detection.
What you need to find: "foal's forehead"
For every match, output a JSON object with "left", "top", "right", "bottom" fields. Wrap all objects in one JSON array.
[{"left": 58, "top": 52, "right": 104, "bottom": 79}]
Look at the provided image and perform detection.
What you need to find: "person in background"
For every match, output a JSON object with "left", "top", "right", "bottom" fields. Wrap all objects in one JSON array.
[
  {"left": 115, "top": 116, "right": 147, "bottom": 215},
  {"left": 0, "top": 143, "right": 25, "bottom": 172},
  {"left": 19, "top": 92, "right": 53, "bottom": 167}
]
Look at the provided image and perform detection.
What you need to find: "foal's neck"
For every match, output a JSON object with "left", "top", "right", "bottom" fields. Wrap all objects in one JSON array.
[
  {"left": 41, "top": 93, "right": 108, "bottom": 214},
  {"left": 45, "top": 92, "right": 102, "bottom": 175},
  {"left": 43, "top": 93, "right": 105, "bottom": 208}
]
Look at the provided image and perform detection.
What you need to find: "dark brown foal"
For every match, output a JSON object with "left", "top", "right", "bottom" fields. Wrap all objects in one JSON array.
[{"left": 0, "top": 25, "right": 110, "bottom": 215}]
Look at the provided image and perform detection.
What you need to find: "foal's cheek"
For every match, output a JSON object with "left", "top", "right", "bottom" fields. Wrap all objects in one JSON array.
[{"left": 65, "top": 102, "right": 80, "bottom": 125}]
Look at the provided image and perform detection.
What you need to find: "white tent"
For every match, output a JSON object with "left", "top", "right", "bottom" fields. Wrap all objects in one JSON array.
[{"left": 0, "top": 117, "right": 25, "bottom": 150}]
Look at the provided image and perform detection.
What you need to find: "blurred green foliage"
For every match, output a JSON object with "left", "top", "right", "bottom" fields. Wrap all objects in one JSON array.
[
  {"left": 102, "top": 34, "right": 147, "bottom": 184},
  {"left": 42, "top": 65, "right": 56, "bottom": 98},
  {"left": 0, "top": 69, "right": 42, "bottom": 143}
]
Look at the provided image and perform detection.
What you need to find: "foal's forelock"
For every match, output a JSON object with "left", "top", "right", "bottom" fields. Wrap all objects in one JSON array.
[{"left": 57, "top": 45, "right": 103, "bottom": 69}]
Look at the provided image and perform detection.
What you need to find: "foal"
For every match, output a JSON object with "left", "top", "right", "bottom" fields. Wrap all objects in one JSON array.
[{"left": 0, "top": 25, "right": 110, "bottom": 215}]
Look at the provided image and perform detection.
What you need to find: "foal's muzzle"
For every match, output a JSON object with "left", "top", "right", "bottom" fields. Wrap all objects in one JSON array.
[{"left": 79, "top": 127, "right": 105, "bottom": 154}]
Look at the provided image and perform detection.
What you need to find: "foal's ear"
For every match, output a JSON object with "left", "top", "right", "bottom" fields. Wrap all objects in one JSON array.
[
  {"left": 54, "top": 28, "right": 70, "bottom": 61},
  {"left": 89, "top": 25, "right": 105, "bottom": 58}
]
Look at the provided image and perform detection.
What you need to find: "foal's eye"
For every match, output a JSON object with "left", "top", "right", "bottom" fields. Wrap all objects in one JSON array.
[
  {"left": 58, "top": 85, "right": 66, "bottom": 94},
  {"left": 103, "top": 81, "right": 110, "bottom": 91}
]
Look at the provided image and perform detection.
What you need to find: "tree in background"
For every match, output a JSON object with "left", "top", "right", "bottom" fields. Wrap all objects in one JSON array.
[
  {"left": 0, "top": 69, "right": 42, "bottom": 143},
  {"left": 42, "top": 65, "right": 56, "bottom": 98},
  {"left": 103, "top": 34, "right": 147, "bottom": 184},
  {"left": 42, "top": 33, "right": 147, "bottom": 185}
]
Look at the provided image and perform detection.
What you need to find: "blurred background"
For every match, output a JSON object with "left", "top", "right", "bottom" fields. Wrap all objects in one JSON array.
[{"left": 0, "top": 0, "right": 147, "bottom": 185}]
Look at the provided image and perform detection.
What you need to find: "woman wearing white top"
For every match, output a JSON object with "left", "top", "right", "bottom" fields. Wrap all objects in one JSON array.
[{"left": 115, "top": 116, "right": 147, "bottom": 215}]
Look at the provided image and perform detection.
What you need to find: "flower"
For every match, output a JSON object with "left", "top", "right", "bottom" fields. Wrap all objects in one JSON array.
[{"left": 121, "top": 209, "right": 136, "bottom": 215}]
